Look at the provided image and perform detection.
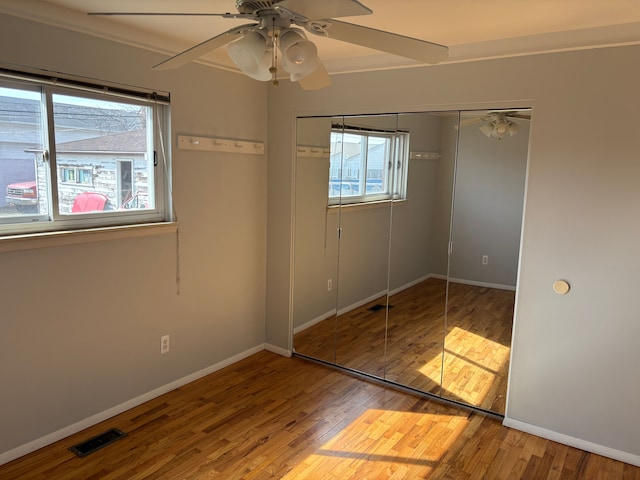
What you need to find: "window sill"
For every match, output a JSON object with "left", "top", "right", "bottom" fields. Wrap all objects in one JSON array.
[
  {"left": 0, "top": 222, "right": 178, "bottom": 253},
  {"left": 327, "top": 199, "right": 408, "bottom": 213}
]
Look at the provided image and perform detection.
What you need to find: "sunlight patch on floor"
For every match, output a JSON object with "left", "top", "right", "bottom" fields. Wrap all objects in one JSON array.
[
  {"left": 282, "top": 409, "right": 469, "bottom": 479},
  {"left": 418, "top": 326, "right": 511, "bottom": 407}
]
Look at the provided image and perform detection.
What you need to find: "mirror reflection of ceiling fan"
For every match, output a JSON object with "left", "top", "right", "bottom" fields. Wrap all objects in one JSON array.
[
  {"left": 89, "top": 0, "right": 448, "bottom": 90},
  {"left": 459, "top": 110, "right": 532, "bottom": 140}
]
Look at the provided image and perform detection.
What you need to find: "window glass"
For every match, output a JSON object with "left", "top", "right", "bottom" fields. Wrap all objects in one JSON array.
[
  {"left": 0, "top": 86, "right": 48, "bottom": 220},
  {"left": 53, "top": 94, "right": 153, "bottom": 215}
]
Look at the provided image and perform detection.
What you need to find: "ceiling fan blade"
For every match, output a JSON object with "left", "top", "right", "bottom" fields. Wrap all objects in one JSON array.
[
  {"left": 88, "top": 12, "right": 252, "bottom": 19},
  {"left": 320, "top": 20, "right": 448, "bottom": 64},
  {"left": 458, "top": 117, "right": 484, "bottom": 127},
  {"left": 277, "top": 0, "right": 371, "bottom": 20},
  {"left": 508, "top": 114, "right": 532, "bottom": 120},
  {"left": 153, "top": 24, "right": 257, "bottom": 71},
  {"left": 298, "top": 63, "right": 332, "bottom": 90}
]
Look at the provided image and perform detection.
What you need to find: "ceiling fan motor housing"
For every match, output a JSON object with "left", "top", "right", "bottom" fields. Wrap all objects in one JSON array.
[{"left": 236, "top": 0, "right": 283, "bottom": 15}]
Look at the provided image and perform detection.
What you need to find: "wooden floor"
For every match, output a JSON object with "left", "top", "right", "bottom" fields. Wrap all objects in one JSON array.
[
  {"left": 1, "top": 351, "right": 638, "bottom": 479},
  {"left": 295, "top": 278, "right": 514, "bottom": 414}
]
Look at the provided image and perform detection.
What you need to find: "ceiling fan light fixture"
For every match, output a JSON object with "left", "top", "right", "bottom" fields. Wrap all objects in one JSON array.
[
  {"left": 279, "top": 29, "right": 320, "bottom": 78},
  {"left": 478, "top": 115, "right": 520, "bottom": 139},
  {"left": 227, "top": 30, "right": 272, "bottom": 81},
  {"left": 289, "top": 67, "right": 317, "bottom": 82},
  {"left": 479, "top": 122, "right": 495, "bottom": 138}
]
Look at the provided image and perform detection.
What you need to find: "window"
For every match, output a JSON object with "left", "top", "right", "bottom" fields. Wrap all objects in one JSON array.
[
  {"left": 60, "top": 167, "right": 93, "bottom": 185},
  {"left": 328, "top": 126, "right": 408, "bottom": 205},
  {"left": 0, "top": 71, "right": 170, "bottom": 235}
]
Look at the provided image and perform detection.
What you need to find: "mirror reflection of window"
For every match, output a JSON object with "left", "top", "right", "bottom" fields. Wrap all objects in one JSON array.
[{"left": 328, "top": 127, "right": 408, "bottom": 205}]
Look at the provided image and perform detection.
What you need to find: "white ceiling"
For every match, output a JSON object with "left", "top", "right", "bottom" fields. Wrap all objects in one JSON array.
[{"left": 3, "top": 0, "right": 640, "bottom": 75}]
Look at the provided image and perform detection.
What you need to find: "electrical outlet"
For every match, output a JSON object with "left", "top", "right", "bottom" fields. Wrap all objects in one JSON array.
[
  {"left": 482, "top": 255, "right": 489, "bottom": 265},
  {"left": 327, "top": 278, "right": 333, "bottom": 292},
  {"left": 161, "top": 335, "right": 170, "bottom": 354}
]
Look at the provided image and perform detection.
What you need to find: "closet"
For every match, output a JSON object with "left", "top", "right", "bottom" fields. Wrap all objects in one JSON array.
[{"left": 292, "top": 109, "right": 530, "bottom": 415}]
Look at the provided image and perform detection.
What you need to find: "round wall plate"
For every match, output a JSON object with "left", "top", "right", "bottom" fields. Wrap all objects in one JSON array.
[{"left": 553, "top": 280, "right": 570, "bottom": 295}]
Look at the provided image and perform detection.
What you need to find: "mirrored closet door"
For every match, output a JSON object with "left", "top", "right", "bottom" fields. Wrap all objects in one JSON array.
[
  {"left": 331, "top": 114, "right": 396, "bottom": 378},
  {"left": 292, "top": 108, "right": 531, "bottom": 416},
  {"left": 382, "top": 111, "right": 457, "bottom": 396},
  {"left": 441, "top": 109, "right": 530, "bottom": 412}
]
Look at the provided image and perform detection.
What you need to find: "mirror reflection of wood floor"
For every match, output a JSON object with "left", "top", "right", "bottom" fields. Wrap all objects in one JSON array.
[
  {"left": 294, "top": 278, "right": 514, "bottom": 414},
  {"left": 3, "top": 351, "right": 637, "bottom": 479}
]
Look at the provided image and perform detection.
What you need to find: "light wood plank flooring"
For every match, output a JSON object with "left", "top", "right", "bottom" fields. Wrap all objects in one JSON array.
[
  {"left": 1, "top": 351, "right": 638, "bottom": 479},
  {"left": 295, "top": 278, "right": 514, "bottom": 414}
]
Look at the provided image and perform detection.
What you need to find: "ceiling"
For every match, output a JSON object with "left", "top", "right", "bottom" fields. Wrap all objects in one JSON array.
[{"left": 3, "top": 0, "right": 640, "bottom": 76}]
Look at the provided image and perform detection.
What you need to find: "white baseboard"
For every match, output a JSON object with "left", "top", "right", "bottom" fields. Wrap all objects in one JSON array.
[
  {"left": 503, "top": 417, "right": 640, "bottom": 467},
  {"left": 264, "top": 343, "right": 292, "bottom": 357},
  {"left": 293, "top": 309, "right": 336, "bottom": 335},
  {"left": 448, "top": 276, "right": 516, "bottom": 291},
  {"left": 0, "top": 343, "right": 266, "bottom": 467},
  {"left": 388, "top": 274, "right": 431, "bottom": 297},
  {"left": 337, "top": 290, "right": 387, "bottom": 316}
]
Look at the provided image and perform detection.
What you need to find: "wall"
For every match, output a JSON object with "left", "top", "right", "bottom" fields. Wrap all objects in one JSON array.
[
  {"left": 0, "top": 14, "right": 268, "bottom": 460},
  {"left": 266, "top": 45, "right": 640, "bottom": 465}
]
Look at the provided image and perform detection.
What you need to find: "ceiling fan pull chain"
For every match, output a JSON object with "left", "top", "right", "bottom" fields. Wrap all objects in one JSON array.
[{"left": 270, "top": 18, "right": 279, "bottom": 86}]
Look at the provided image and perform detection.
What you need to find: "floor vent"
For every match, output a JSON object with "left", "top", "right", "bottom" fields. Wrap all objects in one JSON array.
[
  {"left": 69, "top": 428, "right": 127, "bottom": 457},
  {"left": 368, "top": 304, "right": 395, "bottom": 312}
]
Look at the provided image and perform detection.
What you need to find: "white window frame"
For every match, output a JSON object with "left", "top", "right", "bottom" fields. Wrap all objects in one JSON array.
[
  {"left": 328, "top": 127, "right": 409, "bottom": 206},
  {"left": 0, "top": 69, "right": 171, "bottom": 237}
]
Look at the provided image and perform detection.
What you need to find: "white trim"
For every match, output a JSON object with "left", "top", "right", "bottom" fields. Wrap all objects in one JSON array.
[
  {"left": 0, "top": 222, "right": 178, "bottom": 253},
  {"left": 0, "top": 343, "right": 265, "bottom": 467},
  {"left": 264, "top": 343, "right": 292, "bottom": 357},
  {"left": 293, "top": 310, "right": 336, "bottom": 334},
  {"left": 503, "top": 417, "right": 640, "bottom": 467},
  {"left": 337, "top": 290, "right": 387, "bottom": 316},
  {"left": 447, "top": 276, "right": 516, "bottom": 291},
  {"left": 388, "top": 274, "right": 432, "bottom": 296}
]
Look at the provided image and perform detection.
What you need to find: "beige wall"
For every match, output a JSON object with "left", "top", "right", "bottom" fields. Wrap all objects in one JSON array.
[
  {"left": 0, "top": 14, "right": 268, "bottom": 459},
  {"left": 266, "top": 46, "right": 640, "bottom": 465}
]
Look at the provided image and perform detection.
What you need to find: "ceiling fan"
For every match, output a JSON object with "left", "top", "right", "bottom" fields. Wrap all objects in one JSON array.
[
  {"left": 459, "top": 110, "right": 531, "bottom": 140},
  {"left": 88, "top": 0, "right": 449, "bottom": 90}
]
